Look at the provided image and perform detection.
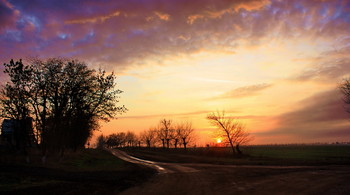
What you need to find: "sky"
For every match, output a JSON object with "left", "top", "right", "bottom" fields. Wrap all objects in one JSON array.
[{"left": 1, "top": 0, "right": 350, "bottom": 145}]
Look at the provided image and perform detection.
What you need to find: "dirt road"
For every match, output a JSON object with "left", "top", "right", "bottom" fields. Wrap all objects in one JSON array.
[{"left": 110, "top": 149, "right": 350, "bottom": 195}]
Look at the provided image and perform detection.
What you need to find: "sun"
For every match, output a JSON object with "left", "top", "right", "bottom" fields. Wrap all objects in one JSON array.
[{"left": 216, "top": 138, "right": 222, "bottom": 143}]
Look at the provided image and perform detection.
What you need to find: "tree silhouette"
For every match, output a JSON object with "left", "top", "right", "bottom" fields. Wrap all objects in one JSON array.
[
  {"left": 96, "top": 134, "right": 105, "bottom": 149},
  {"left": 0, "top": 58, "right": 126, "bottom": 157},
  {"left": 176, "top": 121, "right": 195, "bottom": 150},
  {"left": 157, "top": 119, "right": 173, "bottom": 148},
  {"left": 106, "top": 132, "right": 127, "bottom": 148},
  {"left": 140, "top": 128, "right": 157, "bottom": 148},
  {"left": 125, "top": 131, "right": 137, "bottom": 147},
  {"left": 0, "top": 59, "right": 35, "bottom": 152},
  {"left": 207, "top": 111, "right": 252, "bottom": 155}
]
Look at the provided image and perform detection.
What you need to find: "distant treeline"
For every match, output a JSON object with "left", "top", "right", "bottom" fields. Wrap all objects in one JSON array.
[{"left": 98, "top": 119, "right": 195, "bottom": 150}]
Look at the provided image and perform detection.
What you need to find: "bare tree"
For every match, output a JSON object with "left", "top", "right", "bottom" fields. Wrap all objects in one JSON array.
[
  {"left": 340, "top": 78, "right": 350, "bottom": 113},
  {"left": 176, "top": 121, "right": 195, "bottom": 150},
  {"left": 157, "top": 119, "right": 172, "bottom": 148},
  {"left": 207, "top": 111, "right": 252, "bottom": 155},
  {"left": 125, "top": 131, "right": 137, "bottom": 147},
  {"left": 140, "top": 128, "right": 157, "bottom": 148},
  {"left": 172, "top": 127, "right": 180, "bottom": 149}
]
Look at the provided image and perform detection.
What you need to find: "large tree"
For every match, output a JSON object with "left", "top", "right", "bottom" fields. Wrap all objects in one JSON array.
[
  {"left": 0, "top": 59, "right": 34, "bottom": 151},
  {"left": 0, "top": 58, "right": 126, "bottom": 155},
  {"left": 207, "top": 111, "right": 252, "bottom": 155}
]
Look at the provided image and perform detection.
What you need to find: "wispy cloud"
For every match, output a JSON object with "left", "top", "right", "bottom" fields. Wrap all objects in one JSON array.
[
  {"left": 187, "top": 0, "right": 270, "bottom": 24},
  {"left": 210, "top": 83, "right": 272, "bottom": 100},
  {"left": 261, "top": 89, "right": 350, "bottom": 140},
  {"left": 65, "top": 11, "right": 121, "bottom": 24},
  {"left": 119, "top": 110, "right": 210, "bottom": 119},
  {"left": 292, "top": 46, "right": 350, "bottom": 82}
]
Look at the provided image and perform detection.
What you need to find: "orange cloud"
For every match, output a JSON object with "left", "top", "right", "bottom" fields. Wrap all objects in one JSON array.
[
  {"left": 187, "top": 0, "right": 271, "bottom": 24},
  {"left": 210, "top": 83, "right": 272, "bottom": 100},
  {"left": 65, "top": 10, "right": 121, "bottom": 24},
  {"left": 155, "top": 11, "right": 170, "bottom": 21}
]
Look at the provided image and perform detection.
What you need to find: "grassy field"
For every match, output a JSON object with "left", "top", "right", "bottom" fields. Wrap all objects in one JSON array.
[
  {"left": 244, "top": 145, "right": 350, "bottom": 163},
  {"left": 2, "top": 145, "right": 348, "bottom": 193},
  {"left": 0, "top": 148, "right": 155, "bottom": 194},
  {"left": 123, "top": 145, "right": 350, "bottom": 166}
]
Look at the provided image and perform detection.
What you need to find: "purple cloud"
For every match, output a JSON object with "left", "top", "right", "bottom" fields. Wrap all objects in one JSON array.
[
  {"left": 1, "top": 0, "right": 348, "bottom": 71},
  {"left": 263, "top": 89, "right": 350, "bottom": 141}
]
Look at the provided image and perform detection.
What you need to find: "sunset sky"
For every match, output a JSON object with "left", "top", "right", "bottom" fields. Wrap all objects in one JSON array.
[{"left": 1, "top": 0, "right": 350, "bottom": 145}]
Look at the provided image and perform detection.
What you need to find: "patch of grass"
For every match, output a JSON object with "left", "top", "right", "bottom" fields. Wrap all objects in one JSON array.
[
  {"left": 53, "top": 149, "right": 129, "bottom": 171},
  {"left": 124, "top": 145, "right": 350, "bottom": 166},
  {"left": 0, "top": 148, "right": 156, "bottom": 194},
  {"left": 243, "top": 145, "right": 350, "bottom": 164}
]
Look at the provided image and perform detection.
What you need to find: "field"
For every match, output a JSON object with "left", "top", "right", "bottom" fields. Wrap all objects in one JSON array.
[
  {"left": 2, "top": 145, "right": 350, "bottom": 194},
  {"left": 123, "top": 144, "right": 350, "bottom": 165},
  {"left": 0, "top": 148, "right": 155, "bottom": 194},
  {"left": 119, "top": 145, "right": 350, "bottom": 194}
]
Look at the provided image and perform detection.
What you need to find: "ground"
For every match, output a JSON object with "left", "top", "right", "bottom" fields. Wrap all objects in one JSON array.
[
  {"left": 1, "top": 145, "right": 350, "bottom": 194},
  {"left": 115, "top": 148, "right": 350, "bottom": 195},
  {"left": 0, "top": 148, "right": 155, "bottom": 194}
]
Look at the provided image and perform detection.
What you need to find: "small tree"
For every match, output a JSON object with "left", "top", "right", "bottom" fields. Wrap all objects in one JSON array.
[
  {"left": 125, "top": 131, "right": 137, "bottom": 147},
  {"left": 207, "top": 111, "right": 252, "bottom": 155},
  {"left": 157, "top": 119, "right": 172, "bottom": 148},
  {"left": 96, "top": 134, "right": 105, "bottom": 149},
  {"left": 176, "top": 121, "right": 195, "bottom": 150},
  {"left": 106, "top": 132, "right": 127, "bottom": 148},
  {"left": 140, "top": 128, "right": 157, "bottom": 148}
]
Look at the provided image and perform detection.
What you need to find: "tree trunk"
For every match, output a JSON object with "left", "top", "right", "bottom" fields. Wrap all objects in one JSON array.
[
  {"left": 182, "top": 138, "right": 187, "bottom": 150},
  {"left": 229, "top": 140, "right": 236, "bottom": 155},
  {"left": 161, "top": 139, "right": 165, "bottom": 148},
  {"left": 166, "top": 139, "right": 170, "bottom": 148},
  {"left": 174, "top": 139, "right": 178, "bottom": 148},
  {"left": 236, "top": 144, "right": 242, "bottom": 155}
]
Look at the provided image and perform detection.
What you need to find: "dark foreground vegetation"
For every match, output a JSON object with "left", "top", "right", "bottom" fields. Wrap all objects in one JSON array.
[
  {"left": 0, "top": 148, "right": 155, "bottom": 194},
  {"left": 123, "top": 144, "right": 350, "bottom": 166}
]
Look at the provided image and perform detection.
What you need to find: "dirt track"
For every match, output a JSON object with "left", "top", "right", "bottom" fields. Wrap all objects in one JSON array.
[{"left": 110, "top": 149, "right": 350, "bottom": 195}]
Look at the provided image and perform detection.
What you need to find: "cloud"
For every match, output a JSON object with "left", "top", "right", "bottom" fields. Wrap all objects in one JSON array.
[
  {"left": 187, "top": 0, "right": 271, "bottom": 24},
  {"left": 279, "top": 90, "right": 348, "bottom": 124},
  {"left": 0, "top": 0, "right": 19, "bottom": 31},
  {"left": 119, "top": 110, "right": 210, "bottom": 119},
  {"left": 0, "top": 0, "right": 349, "bottom": 73},
  {"left": 211, "top": 83, "right": 272, "bottom": 100},
  {"left": 263, "top": 89, "right": 350, "bottom": 140},
  {"left": 293, "top": 46, "right": 350, "bottom": 82},
  {"left": 65, "top": 11, "right": 121, "bottom": 24}
]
